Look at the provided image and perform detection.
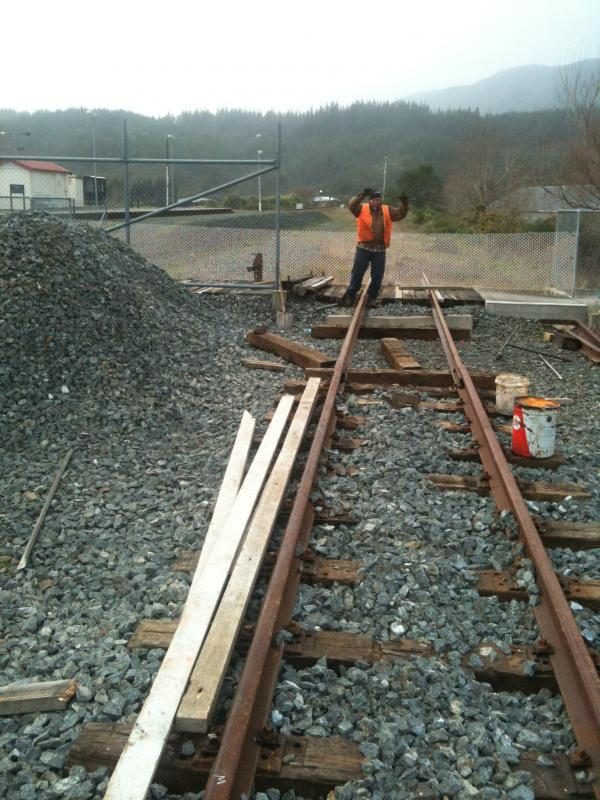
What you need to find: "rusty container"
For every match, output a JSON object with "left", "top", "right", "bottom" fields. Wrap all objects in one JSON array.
[{"left": 511, "top": 396, "right": 560, "bottom": 459}]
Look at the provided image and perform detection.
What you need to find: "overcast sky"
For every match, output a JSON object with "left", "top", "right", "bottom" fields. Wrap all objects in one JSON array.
[{"left": 4, "top": 0, "right": 599, "bottom": 116}]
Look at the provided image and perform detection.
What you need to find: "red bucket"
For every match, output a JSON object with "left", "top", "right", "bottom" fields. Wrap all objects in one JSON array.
[{"left": 511, "top": 396, "right": 560, "bottom": 459}]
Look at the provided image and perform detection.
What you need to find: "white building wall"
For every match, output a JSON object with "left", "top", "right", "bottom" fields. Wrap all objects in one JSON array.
[
  {"left": 31, "top": 171, "right": 70, "bottom": 199},
  {"left": 68, "top": 175, "right": 84, "bottom": 207},
  {"left": 0, "top": 163, "right": 33, "bottom": 210}
]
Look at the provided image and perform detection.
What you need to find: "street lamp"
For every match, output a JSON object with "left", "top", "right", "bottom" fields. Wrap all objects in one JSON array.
[
  {"left": 256, "top": 133, "right": 262, "bottom": 212},
  {"left": 382, "top": 156, "right": 388, "bottom": 201},
  {"left": 165, "top": 134, "right": 174, "bottom": 206},
  {"left": 87, "top": 112, "right": 98, "bottom": 207}
]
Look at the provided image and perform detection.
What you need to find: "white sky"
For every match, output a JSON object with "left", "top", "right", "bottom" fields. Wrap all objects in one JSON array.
[{"left": 4, "top": 0, "right": 599, "bottom": 116}]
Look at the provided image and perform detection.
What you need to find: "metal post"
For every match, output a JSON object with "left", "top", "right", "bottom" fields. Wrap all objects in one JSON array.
[
  {"left": 170, "top": 137, "right": 176, "bottom": 203},
  {"left": 91, "top": 113, "right": 98, "bottom": 207},
  {"left": 573, "top": 208, "right": 581, "bottom": 296},
  {"left": 382, "top": 155, "right": 388, "bottom": 200},
  {"left": 165, "top": 134, "right": 174, "bottom": 207},
  {"left": 257, "top": 150, "right": 263, "bottom": 212},
  {"left": 274, "top": 123, "right": 281, "bottom": 288},
  {"left": 123, "top": 119, "right": 130, "bottom": 245}
]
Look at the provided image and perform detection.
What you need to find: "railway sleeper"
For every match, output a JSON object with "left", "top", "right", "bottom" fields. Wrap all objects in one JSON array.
[
  {"left": 448, "top": 446, "right": 566, "bottom": 471},
  {"left": 128, "top": 621, "right": 599, "bottom": 698},
  {"left": 434, "top": 419, "right": 514, "bottom": 436},
  {"left": 427, "top": 473, "right": 590, "bottom": 502},
  {"left": 172, "top": 550, "right": 363, "bottom": 586},
  {"left": 69, "top": 712, "right": 596, "bottom": 799},
  {"left": 478, "top": 569, "right": 600, "bottom": 611}
]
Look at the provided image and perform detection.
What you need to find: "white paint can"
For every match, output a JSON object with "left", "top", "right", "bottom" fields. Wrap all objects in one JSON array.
[{"left": 495, "top": 373, "right": 530, "bottom": 416}]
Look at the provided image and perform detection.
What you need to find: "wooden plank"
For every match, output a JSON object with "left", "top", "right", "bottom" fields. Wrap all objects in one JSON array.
[
  {"left": 305, "top": 367, "right": 496, "bottom": 390},
  {"left": 537, "top": 520, "right": 600, "bottom": 550},
  {"left": 103, "top": 396, "right": 294, "bottom": 800},
  {"left": 312, "top": 314, "right": 472, "bottom": 340},
  {"left": 198, "top": 410, "right": 255, "bottom": 568},
  {"left": 241, "top": 358, "right": 287, "bottom": 373},
  {"left": 176, "top": 379, "right": 320, "bottom": 733},
  {"left": 380, "top": 338, "right": 422, "bottom": 370},
  {"left": 293, "top": 276, "right": 333, "bottom": 295},
  {"left": 245, "top": 328, "right": 336, "bottom": 369},
  {"left": 0, "top": 678, "right": 77, "bottom": 716},
  {"left": 326, "top": 313, "right": 472, "bottom": 329}
]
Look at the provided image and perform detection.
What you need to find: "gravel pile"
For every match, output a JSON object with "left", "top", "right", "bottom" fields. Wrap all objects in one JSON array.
[{"left": 1, "top": 215, "right": 599, "bottom": 800}]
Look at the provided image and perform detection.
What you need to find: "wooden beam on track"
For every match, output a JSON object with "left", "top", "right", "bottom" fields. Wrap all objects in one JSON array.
[
  {"left": 304, "top": 368, "right": 497, "bottom": 390},
  {"left": 103, "top": 399, "right": 294, "bottom": 800},
  {"left": 380, "top": 338, "right": 422, "bottom": 369},
  {"left": 311, "top": 314, "right": 472, "bottom": 340},
  {"left": 176, "top": 379, "right": 320, "bottom": 733},
  {"left": 245, "top": 328, "right": 336, "bottom": 369}
]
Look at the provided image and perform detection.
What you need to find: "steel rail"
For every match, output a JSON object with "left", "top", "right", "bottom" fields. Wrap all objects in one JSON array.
[
  {"left": 427, "top": 288, "right": 600, "bottom": 797},
  {"left": 203, "top": 287, "right": 370, "bottom": 800}
]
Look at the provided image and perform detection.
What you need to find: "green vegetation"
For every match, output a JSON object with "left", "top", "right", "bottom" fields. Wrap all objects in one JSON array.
[
  {"left": 0, "top": 102, "right": 572, "bottom": 210},
  {"left": 410, "top": 207, "right": 555, "bottom": 233}
]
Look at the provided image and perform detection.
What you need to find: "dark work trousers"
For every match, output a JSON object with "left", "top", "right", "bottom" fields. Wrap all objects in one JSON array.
[{"left": 347, "top": 246, "right": 386, "bottom": 300}]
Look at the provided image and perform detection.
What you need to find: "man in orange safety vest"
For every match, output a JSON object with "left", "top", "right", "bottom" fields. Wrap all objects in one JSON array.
[{"left": 341, "top": 188, "right": 408, "bottom": 308}]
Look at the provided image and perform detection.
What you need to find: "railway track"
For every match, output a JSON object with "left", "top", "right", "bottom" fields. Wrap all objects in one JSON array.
[{"left": 70, "top": 288, "right": 600, "bottom": 800}]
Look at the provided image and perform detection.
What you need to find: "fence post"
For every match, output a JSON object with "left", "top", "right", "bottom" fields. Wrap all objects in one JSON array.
[
  {"left": 123, "top": 119, "right": 131, "bottom": 245},
  {"left": 274, "top": 121, "right": 282, "bottom": 289}
]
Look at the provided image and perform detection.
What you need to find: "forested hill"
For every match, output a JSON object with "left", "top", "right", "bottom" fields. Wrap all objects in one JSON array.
[{"left": 0, "top": 101, "right": 572, "bottom": 200}]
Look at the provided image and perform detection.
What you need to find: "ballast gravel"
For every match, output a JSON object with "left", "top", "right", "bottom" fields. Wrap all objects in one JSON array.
[{"left": 0, "top": 213, "right": 598, "bottom": 800}]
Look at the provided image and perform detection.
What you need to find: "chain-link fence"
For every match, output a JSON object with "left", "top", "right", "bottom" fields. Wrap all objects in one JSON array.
[
  {"left": 576, "top": 211, "right": 600, "bottom": 291},
  {"left": 1, "top": 143, "right": 591, "bottom": 293},
  {"left": 110, "top": 217, "right": 573, "bottom": 292}
]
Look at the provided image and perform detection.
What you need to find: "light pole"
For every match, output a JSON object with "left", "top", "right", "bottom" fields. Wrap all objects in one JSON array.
[
  {"left": 256, "top": 133, "right": 262, "bottom": 212},
  {"left": 382, "top": 155, "right": 388, "bottom": 201},
  {"left": 88, "top": 112, "right": 98, "bottom": 207},
  {"left": 165, "top": 134, "right": 174, "bottom": 206},
  {"left": 257, "top": 149, "right": 263, "bottom": 212}
]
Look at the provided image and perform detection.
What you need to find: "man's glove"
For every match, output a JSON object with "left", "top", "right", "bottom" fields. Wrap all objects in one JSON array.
[{"left": 398, "top": 193, "right": 409, "bottom": 205}]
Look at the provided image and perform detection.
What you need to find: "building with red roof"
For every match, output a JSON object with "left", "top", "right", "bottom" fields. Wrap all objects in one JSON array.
[{"left": 0, "top": 159, "right": 82, "bottom": 211}]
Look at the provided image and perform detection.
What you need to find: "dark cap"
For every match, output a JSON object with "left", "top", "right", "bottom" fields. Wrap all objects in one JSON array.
[{"left": 369, "top": 191, "right": 382, "bottom": 199}]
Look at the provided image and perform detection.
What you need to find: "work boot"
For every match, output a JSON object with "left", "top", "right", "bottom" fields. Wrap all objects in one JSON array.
[
  {"left": 339, "top": 292, "right": 355, "bottom": 308},
  {"left": 367, "top": 296, "right": 380, "bottom": 309}
]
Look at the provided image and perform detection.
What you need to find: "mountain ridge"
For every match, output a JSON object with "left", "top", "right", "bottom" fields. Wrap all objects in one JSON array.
[{"left": 405, "top": 59, "right": 600, "bottom": 114}]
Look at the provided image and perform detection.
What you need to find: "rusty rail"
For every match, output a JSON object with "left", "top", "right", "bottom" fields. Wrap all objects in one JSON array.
[
  {"left": 202, "top": 288, "right": 370, "bottom": 799},
  {"left": 427, "top": 288, "right": 600, "bottom": 798}
]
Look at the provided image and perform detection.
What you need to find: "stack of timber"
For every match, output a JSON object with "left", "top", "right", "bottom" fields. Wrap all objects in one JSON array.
[
  {"left": 293, "top": 275, "right": 333, "bottom": 296},
  {"left": 99, "top": 381, "right": 320, "bottom": 798},
  {"left": 312, "top": 284, "right": 484, "bottom": 305},
  {"left": 549, "top": 322, "right": 600, "bottom": 363},
  {"left": 311, "top": 314, "right": 472, "bottom": 340}
]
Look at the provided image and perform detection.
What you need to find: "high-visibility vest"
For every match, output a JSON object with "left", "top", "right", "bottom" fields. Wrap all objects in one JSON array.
[{"left": 356, "top": 203, "right": 392, "bottom": 248}]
